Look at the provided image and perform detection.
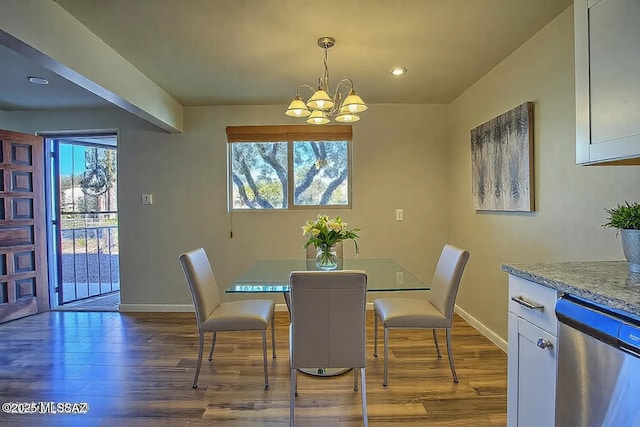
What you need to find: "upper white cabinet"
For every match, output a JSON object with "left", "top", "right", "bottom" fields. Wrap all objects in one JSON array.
[{"left": 575, "top": 0, "right": 640, "bottom": 165}]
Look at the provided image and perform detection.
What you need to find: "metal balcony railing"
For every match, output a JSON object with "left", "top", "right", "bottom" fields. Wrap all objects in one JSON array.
[{"left": 59, "top": 212, "right": 120, "bottom": 304}]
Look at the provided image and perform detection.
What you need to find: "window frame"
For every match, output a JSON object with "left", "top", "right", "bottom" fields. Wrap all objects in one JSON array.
[{"left": 226, "top": 125, "right": 353, "bottom": 212}]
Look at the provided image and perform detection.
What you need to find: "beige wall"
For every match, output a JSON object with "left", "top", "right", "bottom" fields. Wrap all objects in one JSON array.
[
  {"left": 2, "top": 103, "right": 451, "bottom": 309},
  {"left": 448, "top": 6, "right": 640, "bottom": 342},
  {"left": 128, "top": 103, "right": 451, "bottom": 307}
]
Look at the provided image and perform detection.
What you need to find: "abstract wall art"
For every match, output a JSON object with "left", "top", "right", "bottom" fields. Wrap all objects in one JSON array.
[{"left": 470, "top": 101, "right": 534, "bottom": 212}]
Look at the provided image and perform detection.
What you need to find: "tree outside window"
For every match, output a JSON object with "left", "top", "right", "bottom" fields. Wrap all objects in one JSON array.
[{"left": 227, "top": 125, "right": 352, "bottom": 211}]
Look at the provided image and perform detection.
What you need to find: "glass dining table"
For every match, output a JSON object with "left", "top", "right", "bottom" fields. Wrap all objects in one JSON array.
[
  {"left": 226, "top": 258, "right": 430, "bottom": 293},
  {"left": 226, "top": 257, "right": 430, "bottom": 377}
]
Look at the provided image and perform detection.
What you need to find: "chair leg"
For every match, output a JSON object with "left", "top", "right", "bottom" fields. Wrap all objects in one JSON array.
[
  {"left": 193, "top": 331, "right": 205, "bottom": 388},
  {"left": 262, "top": 330, "right": 269, "bottom": 389},
  {"left": 290, "top": 368, "right": 296, "bottom": 427},
  {"left": 360, "top": 367, "right": 368, "bottom": 427},
  {"left": 373, "top": 312, "right": 378, "bottom": 357},
  {"left": 208, "top": 331, "right": 216, "bottom": 361},
  {"left": 354, "top": 366, "right": 358, "bottom": 391},
  {"left": 271, "top": 318, "right": 276, "bottom": 359},
  {"left": 284, "top": 291, "right": 291, "bottom": 314},
  {"left": 445, "top": 328, "right": 458, "bottom": 383},
  {"left": 383, "top": 326, "right": 389, "bottom": 386},
  {"left": 432, "top": 329, "right": 442, "bottom": 358}
]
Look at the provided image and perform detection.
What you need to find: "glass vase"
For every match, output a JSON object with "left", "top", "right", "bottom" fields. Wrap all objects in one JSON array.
[{"left": 315, "top": 245, "right": 338, "bottom": 270}]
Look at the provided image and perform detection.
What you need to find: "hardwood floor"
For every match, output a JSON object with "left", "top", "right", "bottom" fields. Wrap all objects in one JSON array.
[{"left": 0, "top": 310, "right": 507, "bottom": 426}]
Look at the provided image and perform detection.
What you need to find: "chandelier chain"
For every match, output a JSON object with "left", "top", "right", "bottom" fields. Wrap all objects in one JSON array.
[{"left": 322, "top": 46, "right": 330, "bottom": 92}]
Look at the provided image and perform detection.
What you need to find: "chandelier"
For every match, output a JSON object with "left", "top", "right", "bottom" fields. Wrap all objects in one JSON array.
[{"left": 285, "top": 37, "right": 367, "bottom": 125}]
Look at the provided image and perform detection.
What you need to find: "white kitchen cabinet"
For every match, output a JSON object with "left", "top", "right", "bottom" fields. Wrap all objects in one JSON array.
[
  {"left": 507, "top": 275, "right": 559, "bottom": 427},
  {"left": 575, "top": 0, "right": 640, "bottom": 165}
]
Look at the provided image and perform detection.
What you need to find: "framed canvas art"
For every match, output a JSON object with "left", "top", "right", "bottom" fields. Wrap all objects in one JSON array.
[{"left": 471, "top": 102, "right": 534, "bottom": 211}]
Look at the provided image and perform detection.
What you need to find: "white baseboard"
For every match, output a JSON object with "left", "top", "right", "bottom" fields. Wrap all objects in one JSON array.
[
  {"left": 454, "top": 304, "right": 507, "bottom": 353},
  {"left": 119, "top": 304, "right": 194, "bottom": 313}
]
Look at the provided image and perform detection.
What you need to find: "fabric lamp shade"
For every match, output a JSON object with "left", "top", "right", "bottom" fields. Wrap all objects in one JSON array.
[
  {"left": 342, "top": 91, "right": 367, "bottom": 113},
  {"left": 307, "top": 90, "right": 334, "bottom": 110},
  {"left": 306, "top": 110, "right": 330, "bottom": 125},
  {"left": 286, "top": 97, "right": 311, "bottom": 117}
]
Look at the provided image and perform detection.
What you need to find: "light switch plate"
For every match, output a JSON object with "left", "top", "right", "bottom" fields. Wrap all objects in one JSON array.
[
  {"left": 395, "top": 209, "right": 404, "bottom": 221},
  {"left": 141, "top": 194, "right": 153, "bottom": 205}
]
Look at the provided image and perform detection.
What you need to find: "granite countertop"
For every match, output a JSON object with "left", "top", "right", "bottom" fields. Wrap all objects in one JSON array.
[{"left": 502, "top": 261, "right": 640, "bottom": 317}]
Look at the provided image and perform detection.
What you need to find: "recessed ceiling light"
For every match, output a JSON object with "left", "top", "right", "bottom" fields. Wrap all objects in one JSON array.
[
  {"left": 28, "top": 76, "right": 49, "bottom": 85},
  {"left": 390, "top": 67, "right": 407, "bottom": 76}
]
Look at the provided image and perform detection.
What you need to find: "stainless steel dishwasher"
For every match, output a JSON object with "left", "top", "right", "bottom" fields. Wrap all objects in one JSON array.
[{"left": 555, "top": 295, "right": 640, "bottom": 427}]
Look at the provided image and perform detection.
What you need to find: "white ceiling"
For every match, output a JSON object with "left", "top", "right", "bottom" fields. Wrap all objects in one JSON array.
[{"left": 0, "top": 0, "right": 572, "bottom": 112}]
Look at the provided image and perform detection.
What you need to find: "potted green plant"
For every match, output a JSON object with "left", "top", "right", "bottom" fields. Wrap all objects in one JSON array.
[{"left": 603, "top": 201, "right": 640, "bottom": 272}]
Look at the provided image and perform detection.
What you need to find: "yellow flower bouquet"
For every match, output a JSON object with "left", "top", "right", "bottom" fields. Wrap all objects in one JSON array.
[{"left": 302, "top": 214, "right": 360, "bottom": 269}]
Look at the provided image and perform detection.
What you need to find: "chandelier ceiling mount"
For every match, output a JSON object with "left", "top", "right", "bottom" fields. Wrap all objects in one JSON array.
[{"left": 317, "top": 36, "right": 335, "bottom": 50}]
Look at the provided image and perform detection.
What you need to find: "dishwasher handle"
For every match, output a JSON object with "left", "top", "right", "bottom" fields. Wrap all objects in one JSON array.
[
  {"left": 619, "top": 324, "right": 640, "bottom": 359},
  {"left": 555, "top": 296, "right": 621, "bottom": 346}
]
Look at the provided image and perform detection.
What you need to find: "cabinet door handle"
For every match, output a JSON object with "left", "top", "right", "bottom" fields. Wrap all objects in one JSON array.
[
  {"left": 511, "top": 296, "right": 544, "bottom": 311},
  {"left": 537, "top": 338, "right": 553, "bottom": 350}
]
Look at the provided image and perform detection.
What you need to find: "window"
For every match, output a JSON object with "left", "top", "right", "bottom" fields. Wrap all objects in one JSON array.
[{"left": 227, "top": 125, "right": 352, "bottom": 210}]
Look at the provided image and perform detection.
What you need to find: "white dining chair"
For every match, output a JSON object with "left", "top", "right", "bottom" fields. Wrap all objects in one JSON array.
[
  {"left": 289, "top": 270, "right": 368, "bottom": 427},
  {"left": 373, "top": 244, "right": 470, "bottom": 385},
  {"left": 179, "top": 247, "right": 276, "bottom": 389}
]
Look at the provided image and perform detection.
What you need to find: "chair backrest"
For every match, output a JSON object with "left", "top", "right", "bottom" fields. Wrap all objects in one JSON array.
[
  {"left": 289, "top": 270, "right": 367, "bottom": 369},
  {"left": 179, "top": 248, "right": 222, "bottom": 329},
  {"left": 305, "top": 241, "right": 344, "bottom": 259},
  {"left": 428, "top": 244, "right": 470, "bottom": 322}
]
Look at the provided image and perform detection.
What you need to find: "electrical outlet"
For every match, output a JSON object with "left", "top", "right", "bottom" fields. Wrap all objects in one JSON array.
[
  {"left": 141, "top": 194, "right": 153, "bottom": 205},
  {"left": 395, "top": 209, "right": 404, "bottom": 221}
]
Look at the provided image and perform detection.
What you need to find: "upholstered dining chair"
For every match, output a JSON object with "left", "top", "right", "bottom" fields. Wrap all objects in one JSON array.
[
  {"left": 373, "top": 244, "right": 470, "bottom": 386},
  {"left": 179, "top": 247, "right": 276, "bottom": 389},
  {"left": 289, "top": 270, "right": 368, "bottom": 427}
]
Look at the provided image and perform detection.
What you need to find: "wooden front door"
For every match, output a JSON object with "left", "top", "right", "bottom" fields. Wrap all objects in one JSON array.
[{"left": 0, "top": 129, "right": 48, "bottom": 323}]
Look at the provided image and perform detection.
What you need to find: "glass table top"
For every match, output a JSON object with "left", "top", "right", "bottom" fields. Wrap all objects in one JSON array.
[{"left": 226, "top": 258, "right": 429, "bottom": 293}]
